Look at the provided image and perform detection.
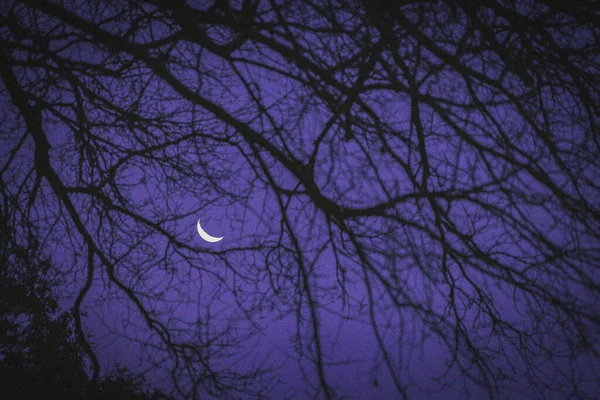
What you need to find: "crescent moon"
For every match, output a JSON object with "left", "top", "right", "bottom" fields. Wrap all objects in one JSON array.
[{"left": 196, "top": 220, "right": 223, "bottom": 243}]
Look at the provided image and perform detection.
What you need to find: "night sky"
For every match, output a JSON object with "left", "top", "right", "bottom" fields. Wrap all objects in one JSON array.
[{"left": 1, "top": 0, "right": 599, "bottom": 399}]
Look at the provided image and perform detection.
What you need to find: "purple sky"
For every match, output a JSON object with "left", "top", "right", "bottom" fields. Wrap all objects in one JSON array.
[{"left": 1, "top": 0, "right": 600, "bottom": 399}]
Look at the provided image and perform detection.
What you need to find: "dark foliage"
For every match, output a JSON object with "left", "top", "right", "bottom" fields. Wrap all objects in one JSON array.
[{"left": 0, "top": 216, "right": 155, "bottom": 400}]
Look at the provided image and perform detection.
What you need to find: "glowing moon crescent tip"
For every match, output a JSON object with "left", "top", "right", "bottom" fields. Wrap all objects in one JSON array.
[{"left": 196, "top": 220, "right": 223, "bottom": 243}]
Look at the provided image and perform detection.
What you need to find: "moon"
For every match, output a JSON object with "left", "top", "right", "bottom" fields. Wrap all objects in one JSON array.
[{"left": 196, "top": 219, "right": 223, "bottom": 243}]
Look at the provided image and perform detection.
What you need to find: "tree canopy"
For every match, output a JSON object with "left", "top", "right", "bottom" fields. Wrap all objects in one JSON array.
[
  {"left": 0, "top": 214, "right": 157, "bottom": 399},
  {"left": 1, "top": 0, "right": 599, "bottom": 398}
]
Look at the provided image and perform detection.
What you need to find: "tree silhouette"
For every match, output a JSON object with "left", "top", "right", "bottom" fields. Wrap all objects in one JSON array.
[
  {"left": 0, "top": 0, "right": 599, "bottom": 398},
  {"left": 0, "top": 209, "right": 157, "bottom": 399},
  {"left": 0, "top": 216, "right": 88, "bottom": 399}
]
